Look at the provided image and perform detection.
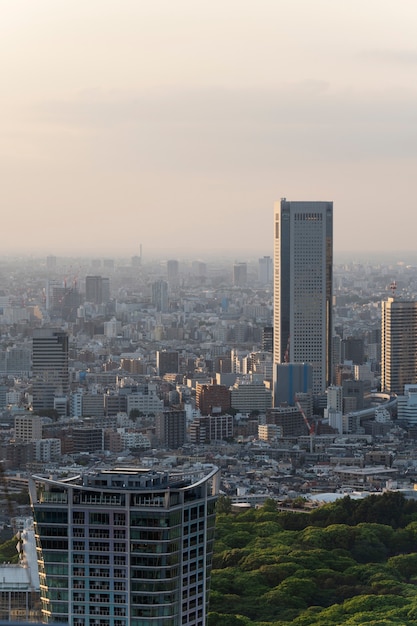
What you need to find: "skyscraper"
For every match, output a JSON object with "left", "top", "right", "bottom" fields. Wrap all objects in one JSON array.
[
  {"left": 29, "top": 465, "right": 220, "bottom": 626},
  {"left": 381, "top": 297, "right": 417, "bottom": 394},
  {"left": 233, "top": 262, "right": 247, "bottom": 287},
  {"left": 32, "top": 328, "right": 69, "bottom": 414},
  {"left": 151, "top": 279, "right": 169, "bottom": 312},
  {"left": 274, "top": 199, "right": 333, "bottom": 394},
  {"left": 85, "top": 276, "right": 110, "bottom": 305},
  {"left": 258, "top": 256, "right": 273, "bottom": 285},
  {"left": 167, "top": 259, "right": 180, "bottom": 290}
]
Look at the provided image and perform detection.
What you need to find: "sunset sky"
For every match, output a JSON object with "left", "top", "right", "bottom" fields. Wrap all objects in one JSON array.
[{"left": 2, "top": 1, "right": 417, "bottom": 259}]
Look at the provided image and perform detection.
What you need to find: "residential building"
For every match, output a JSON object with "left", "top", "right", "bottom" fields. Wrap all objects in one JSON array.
[
  {"left": 155, "top": 409, "right": 186, "bottom": 448},
  {"left": 381, "top": 297, "right": 417, "bottom": 394},
  {"left": 189, "top": 414, "right": 234, "bottom": 444},
  {"left": 195, "top": 382, "right": 231, "bottom": 416},
  {"left": 273, "top": 199, "right": 333, "bottom": 394},
  {"left": 14, "top": 414, "right": 43, "bottom": 442},
  {"left": 151, "top": 280, "right": 169, "bottom": 312},
  {"left": 29, "top": 466, "right": 220, "bottom": 626}
]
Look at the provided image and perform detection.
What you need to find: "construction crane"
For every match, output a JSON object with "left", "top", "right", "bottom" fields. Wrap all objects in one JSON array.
[{"left": 294, "top": 394, "right": 314, "bottom": 436}]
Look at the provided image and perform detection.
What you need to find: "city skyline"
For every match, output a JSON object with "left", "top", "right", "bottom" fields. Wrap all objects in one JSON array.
[{"left": 1, "top": 2, "right": 417, "bottom": 257}]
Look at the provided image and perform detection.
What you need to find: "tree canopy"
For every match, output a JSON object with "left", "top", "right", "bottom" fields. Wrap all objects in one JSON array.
[{"left": 209, "top": 493, "right": 417, "bottom": 625}]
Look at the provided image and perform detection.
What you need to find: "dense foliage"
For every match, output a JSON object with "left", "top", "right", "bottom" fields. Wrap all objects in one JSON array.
[
  {"left": 209, "top": 494, "right": 417, "bottom": 625},
  {"left": 0, "top": 536, "right": 19, "bottom": 564}
]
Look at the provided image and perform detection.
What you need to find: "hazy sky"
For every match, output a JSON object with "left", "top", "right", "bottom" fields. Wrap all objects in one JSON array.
[{"left": 2, "top": 1, "right": 417, "bottom": 259}]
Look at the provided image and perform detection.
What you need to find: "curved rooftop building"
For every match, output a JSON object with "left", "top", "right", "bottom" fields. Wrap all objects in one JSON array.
[{"left": 29, "top": 465, "right": 220, "bottom": 626}]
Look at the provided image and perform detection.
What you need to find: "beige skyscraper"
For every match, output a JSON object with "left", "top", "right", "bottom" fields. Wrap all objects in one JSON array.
[
  {"left": 381, "top": 297, "right": 417, "bottom": 394},
  {"left": 274, "top": 199, "right": 333, "bottom": 395}
]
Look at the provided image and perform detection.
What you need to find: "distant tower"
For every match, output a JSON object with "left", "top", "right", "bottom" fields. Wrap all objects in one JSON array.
[
  {"left": 258, "top": 256, "right": 273, "bottom": 285},
  {"left": 32, "top": 328, "right": 69, "bottom": 414},
  {"left": 167, "top": 259, "right": 180, "bottom": 290},
  {"left": 85, "top": 276, "right": 110, "bottom": 304},
  {"left": 381, "top": 297, "right": 417, "bottom": 394},
  {"left": 152, "top": 279, "right": 169, "bottom": 312},
  {"left": 131, "top": 245, "right": 142, "bottom": 268},
  {"left": 233, "top": 262, "right": 247, "bottom": 287},
  {"left": 274, "top": 199, "right": 333, "bottom": 394}
]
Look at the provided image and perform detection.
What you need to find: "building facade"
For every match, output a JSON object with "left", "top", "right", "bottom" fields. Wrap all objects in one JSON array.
[
  {"left": 155, "top": 409, "right": 186, "bottom": 449},
  {"left": 195, "top": 382, "right": 231, "bottom": 416},
  {"left": 274, "top": 199, "right": 333, "bottom": 394},
  {"left": 85, "top": 276, "right": 110, "bottom": 305},
  {"left": 258, "top": 256, "right": 273, "bottom": 285},
  {"left": 29, "top": 466, "right": 220, "bottom": 626},
  {"left": 32, "top": 328, "right": 69, "bottom": 414},
  {"left": 381, "top": 297, "right": 417, "bottom": 394}
]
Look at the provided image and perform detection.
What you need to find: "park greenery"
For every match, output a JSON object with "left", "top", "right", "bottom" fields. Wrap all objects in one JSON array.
[{"left": 208, "top": 493, "right": 417, "bottom": 625}]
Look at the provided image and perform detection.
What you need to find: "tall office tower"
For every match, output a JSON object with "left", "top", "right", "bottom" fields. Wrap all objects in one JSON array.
[
  {"left": 167, "top": 259, "right": 180, "bottom": 289},
  {"left": 32, "top": 328, "right": 69, "bottom": 414},
  {"left": 233, "top": 262, "right": 247, "bottom": 286},
  {"left": 274, "top": 199, "right": 333, "bottom": 395},
  {"left": 85, "top": 276, "right": 110, "bottom": 305},
  {"left": 258, "top": 256, "right": 273, "bottom": 285},
  {"left": 151, "top": 279, "right": 169, "bottom": 312},
  {"left": 381, "top": 297, "right": 417, "bottom": 394},
  {"left": 30, "top": 465, "right": 220, "bottom": 626}
]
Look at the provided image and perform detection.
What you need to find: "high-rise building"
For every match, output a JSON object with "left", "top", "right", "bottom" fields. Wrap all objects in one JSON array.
[
  {"left": 233, "top": 262, "right": 247, "bottom": 287},
  {"left": 258, "top": 256, "right": 273, "bottom": 285},
  {"left": 29, "top": 465, "right": 220, "bottom": 626},
  {"left": 151, "top": 280, "right": 169, "bottom": 312},
  {"left": 273, "top": 362, "right": 313, "bottom": 407},
  {"left": 85, "top": 276, "right": 110, "bottom": 305},
  {"left": 167, "top": 259, "right": 180, "bottom": 290},
  {"left": 381, "top": 297, "right": 417, "bottom": 394},
  {"left": 32, "top": 328, "right": 69, "bottom": 414},
  {"left": 274, "top": 199, "right": 333, "bottom": 394},
  {"left": 155, "top": 409, "right": 186, "bottom": 448}
]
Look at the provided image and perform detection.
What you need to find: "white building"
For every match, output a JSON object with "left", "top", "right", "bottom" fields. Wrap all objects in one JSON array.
[
  {"left": 397, "top": 385, "right": 417, "bottom": 426},
  {"left": 33, "top": 438, "right": 61, "bottom": 462},
  {"left": 127, "top": 391, "right": 163, "bottom": 415}
]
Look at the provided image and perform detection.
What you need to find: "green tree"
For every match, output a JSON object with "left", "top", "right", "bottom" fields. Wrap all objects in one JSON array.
[{"left": 216, "top": 495, "right": 232, "bottom": 514}]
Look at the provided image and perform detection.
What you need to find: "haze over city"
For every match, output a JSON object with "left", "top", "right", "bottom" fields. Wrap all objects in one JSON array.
[{"left": 2, "top": 1, "right": 417, "bottom": 257}]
